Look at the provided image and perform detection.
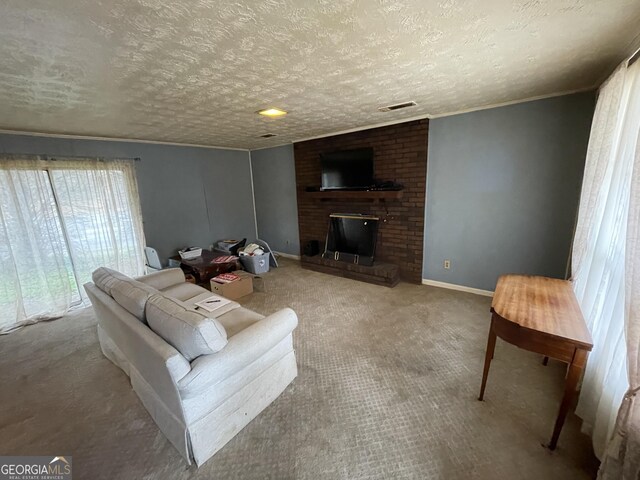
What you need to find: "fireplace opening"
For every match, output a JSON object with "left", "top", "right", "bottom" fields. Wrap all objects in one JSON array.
[{"left": 323, "top": 213, "right": 379, "bottom": 266}]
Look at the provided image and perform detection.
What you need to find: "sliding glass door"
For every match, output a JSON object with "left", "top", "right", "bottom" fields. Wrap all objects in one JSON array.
[
  {"left": 0, "top": 158, "right": 146, "bottom": 333},
  {"left": 50, "top": 166, "right": 146, "bottom": 300},
  {"left": 0, "top": 168, "right": 79, "bottom": 329}
]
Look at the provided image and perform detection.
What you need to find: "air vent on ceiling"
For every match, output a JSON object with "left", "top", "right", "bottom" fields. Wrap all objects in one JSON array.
[
  {"left": 259, "top": 133, "right": 277, "bottom": 138},
  {"left": 378, "top": 101, "right": 417, "bottom": 112}
]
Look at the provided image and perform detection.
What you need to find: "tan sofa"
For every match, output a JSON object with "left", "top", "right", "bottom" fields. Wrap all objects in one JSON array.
[{"left": 84, "top": 267, "right": 298, "bottom": 466}]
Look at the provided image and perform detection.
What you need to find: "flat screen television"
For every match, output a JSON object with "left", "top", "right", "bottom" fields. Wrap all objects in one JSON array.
[{"left": 320, "top": 148, "right": 374, "bottom": 190}]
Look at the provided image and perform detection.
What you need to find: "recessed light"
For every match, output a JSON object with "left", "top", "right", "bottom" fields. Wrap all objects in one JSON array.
[
  {"left": 257, "top": 108, "right": 287, "bottom": 117},
  {"left": 259, "top": 133, "right": 277, "bottom": 138}
]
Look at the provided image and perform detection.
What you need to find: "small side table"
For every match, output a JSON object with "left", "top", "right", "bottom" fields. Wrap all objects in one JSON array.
[{"left": 478, "top": 275, "right": 593, "bottom": 450}]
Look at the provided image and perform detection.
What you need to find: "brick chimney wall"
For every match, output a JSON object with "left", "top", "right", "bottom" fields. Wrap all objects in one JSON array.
[{"left": 294, "top": 119, "right": 428, "bottom": 284}]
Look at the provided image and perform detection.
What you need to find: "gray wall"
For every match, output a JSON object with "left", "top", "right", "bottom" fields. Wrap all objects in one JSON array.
[
  {"left": 250, "top": 144, "right": 300, "bottom": 256},
  {"left": 0, "top": 134, "right": 256, "bottom": 263},
  {"left": 423, "top": 92, "right": 595, "bottom": 291},
  {"left": 0, "top": 91, "right": 595, "bottom": 284}
]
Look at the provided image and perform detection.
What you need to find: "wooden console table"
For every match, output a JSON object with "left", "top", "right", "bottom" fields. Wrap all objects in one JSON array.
[{"left": 478, "top": 275, "right": 593, "bottom": 450}]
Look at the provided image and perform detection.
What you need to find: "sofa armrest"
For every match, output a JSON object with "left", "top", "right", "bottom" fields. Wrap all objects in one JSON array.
[
  {"left": 177, "top": 308, "right": 298, "bottom": 396},
  {"left": 136, "top": 268, "right": 185, "bottom": 290}
]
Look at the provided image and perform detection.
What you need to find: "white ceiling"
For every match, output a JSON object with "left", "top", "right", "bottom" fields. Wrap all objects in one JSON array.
[{"left": 0, "top": 0, "right": 639, "bottom": 149}]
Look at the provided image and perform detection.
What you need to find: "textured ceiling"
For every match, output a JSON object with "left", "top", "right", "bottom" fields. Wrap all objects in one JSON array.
[{"left": 1, "top": 0, "right": 639, "bottom": 149}]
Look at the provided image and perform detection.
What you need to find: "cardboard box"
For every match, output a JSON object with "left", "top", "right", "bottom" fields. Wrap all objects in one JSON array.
[{"left": 210, "top": 271, "right": 253, "bottom": 300}]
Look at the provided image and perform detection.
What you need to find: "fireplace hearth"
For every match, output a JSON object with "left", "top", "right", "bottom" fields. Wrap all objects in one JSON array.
[{"left": 301, "top": 254, "right": 400, "bottom": 287}]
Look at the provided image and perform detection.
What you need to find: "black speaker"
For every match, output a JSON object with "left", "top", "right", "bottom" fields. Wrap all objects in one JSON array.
[{"left": 303, "top": 240, "right": 320, "bottom": 257}]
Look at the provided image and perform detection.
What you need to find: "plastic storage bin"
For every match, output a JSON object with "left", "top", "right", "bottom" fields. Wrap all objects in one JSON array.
[
  {"left": 179, "top": 247, "right": 202, "bottom": 260},
  {"left": 240, "top": 253, "right": 270, "bottom": 274}
]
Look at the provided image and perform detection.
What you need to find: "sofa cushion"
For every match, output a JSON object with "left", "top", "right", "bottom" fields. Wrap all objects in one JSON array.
[
  {"left": 146, "top": 294, "right": 228, "bottom": 361},
  {"left": 136, "top": 268, "right": 185, "bottom": 290},
  {"left": 183, "top": 292, "right": 241, "bottom": 318},
  {"left": 92, "top": 267, "right": 132, "bottom": 296},
  {"left": 160, "top": 283, "right": 240, "bottom": 317},
  {"left": 110, "top": 278, "right": 159, "bottom": 322},
  {"left": 161, "top": 282, "right": 210, "bottom": 302},
  {"left": 216, "top": 307, "right": 263, "bottom": 337}
]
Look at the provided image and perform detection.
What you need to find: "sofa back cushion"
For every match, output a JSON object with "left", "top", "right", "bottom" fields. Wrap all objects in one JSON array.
[
  {"left": 111, "top": 279, "right": 158, "bottom": 322},
  {"left": 92, "top": 267, "right": 158, "bottom": 322},
  {"left": 92, "top": 267, "right": 132, "bottom": 296},
  {"left": 146, "top": 294, "right": 228, "bottom": 361},
  {"left": 136, "top": 268, "right": 185, "bottom": 291}
]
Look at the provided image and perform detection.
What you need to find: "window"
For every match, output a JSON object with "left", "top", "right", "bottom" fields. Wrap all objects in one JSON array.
[
  {"left": 572, "top": 59, "right": 640, "bottom": 459},
  {"left": 0, "top": 157, "right": 146, "bottom": 333}
]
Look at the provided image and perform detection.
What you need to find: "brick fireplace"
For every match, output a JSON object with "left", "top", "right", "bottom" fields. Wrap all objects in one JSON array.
[{"left": 294, "top": 119, "right": 428, "bottom": 285}]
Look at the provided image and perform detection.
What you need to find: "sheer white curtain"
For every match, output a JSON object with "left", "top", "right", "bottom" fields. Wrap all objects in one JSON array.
[
  {"left": 0, "top": 157, "right": 146, "bottom": 333},
  {"left": 572, "top": 57, "right": 640, "bottom": 475},
  {"left": 0, "top": 167, "right": 77, "bottom": 331},
  {"left": 598, "top": 60, "right": 640, "bottom": 480},
  {"left": 48, "top": 161, "right": 147, "bottom": 301}
]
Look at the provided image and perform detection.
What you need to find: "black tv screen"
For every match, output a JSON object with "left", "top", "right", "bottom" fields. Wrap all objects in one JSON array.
[{"left": 320, "top": 148, "right": 374, "bottom": 190}]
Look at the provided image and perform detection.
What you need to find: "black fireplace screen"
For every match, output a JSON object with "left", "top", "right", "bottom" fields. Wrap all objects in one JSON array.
[{"left": 323, "top": 214, "right": 379, "bottom": 265}]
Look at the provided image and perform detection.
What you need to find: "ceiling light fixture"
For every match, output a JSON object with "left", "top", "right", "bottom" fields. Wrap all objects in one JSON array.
[
  {"left": 378, "top": 101, "right": 417, "bottom": 112},
  {"left": 257, "top": 108, "right": 287, "bottom": 117}
]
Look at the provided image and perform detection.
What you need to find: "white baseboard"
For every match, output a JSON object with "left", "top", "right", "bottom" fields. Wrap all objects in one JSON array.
[
  {"left": 421, "top": 279, "right": 494, "bottom": 297},
  {"left": 273, "top": 251, "right": 301, "bottom": 260}
]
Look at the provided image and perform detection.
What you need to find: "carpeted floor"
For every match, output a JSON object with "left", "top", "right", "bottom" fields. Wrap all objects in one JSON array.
[{"left": 0, "top": 259, "right": 598, "bottom": 479}]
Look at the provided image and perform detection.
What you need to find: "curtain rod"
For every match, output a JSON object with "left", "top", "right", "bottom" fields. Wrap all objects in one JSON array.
[
  {"left": 0, "top": 153, "right": 141, "bottom": 162},
  {"left": 627, "top": 42, "right": 640, "bottom": 67}
]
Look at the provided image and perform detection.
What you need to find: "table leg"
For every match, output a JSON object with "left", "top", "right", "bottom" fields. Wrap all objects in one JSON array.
[
  {"left": 478, "top": 317, "right": 497, "bottom": 401},
  {"left": 547, "top": 349, "right": 588, "bottom": 450},
  {"left": 542, "top": 356, "right": 549, "bottom": 366}
]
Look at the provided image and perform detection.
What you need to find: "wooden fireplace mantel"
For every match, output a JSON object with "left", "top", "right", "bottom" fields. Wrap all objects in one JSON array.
[{"left": 303, "top": 190, "right": 403, "bottom": 202}]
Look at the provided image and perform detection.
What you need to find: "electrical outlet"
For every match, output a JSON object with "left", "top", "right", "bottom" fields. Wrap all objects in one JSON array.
[{"left": 444, "top": 259, "right": 451, "bottom": 270}]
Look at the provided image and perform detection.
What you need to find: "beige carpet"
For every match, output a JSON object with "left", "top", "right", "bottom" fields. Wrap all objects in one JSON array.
[{"left": 0, "top": 259, "right": 598, "bottom": 479}]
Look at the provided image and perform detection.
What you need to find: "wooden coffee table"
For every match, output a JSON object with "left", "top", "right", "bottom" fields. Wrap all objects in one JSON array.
[{"left": 170, "top": 249, "right": 239, "bottom": 284}]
